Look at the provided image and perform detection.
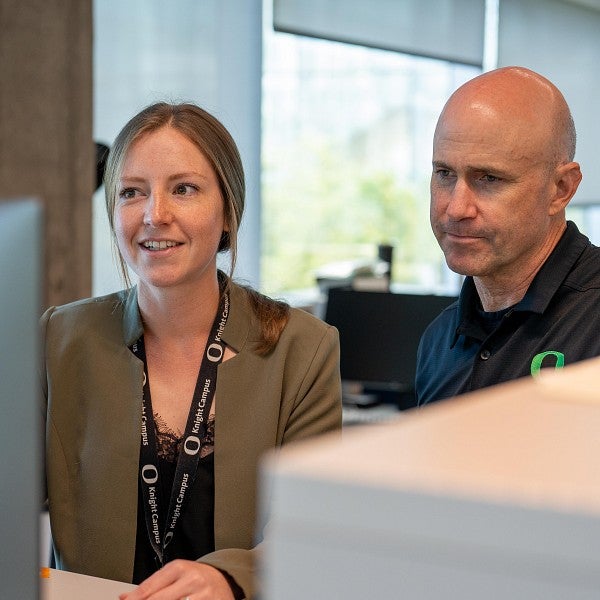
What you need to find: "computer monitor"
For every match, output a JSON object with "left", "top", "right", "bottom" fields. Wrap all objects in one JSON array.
[
  {"left": 324, "top": 288, "right": 456, "bottom": 403},
  {"left": 0, "top": 199, "right": 42, "bottom": 597}
]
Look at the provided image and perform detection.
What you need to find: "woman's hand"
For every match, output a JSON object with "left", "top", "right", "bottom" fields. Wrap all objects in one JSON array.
[{"left": 119, "top": 560, "right": 236, "bottom": 600}]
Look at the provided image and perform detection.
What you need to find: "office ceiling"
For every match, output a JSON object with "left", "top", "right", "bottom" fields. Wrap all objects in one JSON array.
[{"left": 562, "top": 0, "right": 600, "bottom": 11}]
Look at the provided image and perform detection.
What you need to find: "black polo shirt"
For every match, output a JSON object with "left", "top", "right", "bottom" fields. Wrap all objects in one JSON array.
[{"left": 416, "top": 222, "right": 600, "bottom": 406}]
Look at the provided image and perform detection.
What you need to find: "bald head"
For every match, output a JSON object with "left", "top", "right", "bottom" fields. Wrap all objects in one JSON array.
[
  {"left": 436, "top": 67, "right": 576, "bottom": 165},
  {"left": 430, "top": 66, "right": 583, "bottom": 301}
]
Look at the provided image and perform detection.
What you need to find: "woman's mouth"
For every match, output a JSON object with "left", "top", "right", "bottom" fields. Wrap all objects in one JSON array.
[{"left": 141, "top": 240, "right": 181, "bottom": 250}]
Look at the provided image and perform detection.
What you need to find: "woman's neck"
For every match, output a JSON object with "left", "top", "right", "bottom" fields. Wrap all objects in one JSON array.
[{"left": 137, "top": 276, "right": 221, "bottom": 342}]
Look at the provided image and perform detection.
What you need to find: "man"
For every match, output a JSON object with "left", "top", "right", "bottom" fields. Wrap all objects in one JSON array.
[{"left": 416, "top": 66, "right": 600, "bottom": 406}]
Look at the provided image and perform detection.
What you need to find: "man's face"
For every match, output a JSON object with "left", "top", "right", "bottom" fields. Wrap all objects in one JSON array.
[{"left": 430, "top": 104, "right": 556, "bottom": 282}]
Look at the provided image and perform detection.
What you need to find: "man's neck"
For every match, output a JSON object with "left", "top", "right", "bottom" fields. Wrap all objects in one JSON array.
[
  {"left": 474, "top": 222, "right": 566, "bottom": 312},
  {"left": 474, "top": 279, "right": 528, "bottom": 312}
]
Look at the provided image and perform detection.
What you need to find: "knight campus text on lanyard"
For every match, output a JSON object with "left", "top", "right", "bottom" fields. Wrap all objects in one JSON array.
[{"left": 131, "top": 292, "right": 229, "bottom": 566}]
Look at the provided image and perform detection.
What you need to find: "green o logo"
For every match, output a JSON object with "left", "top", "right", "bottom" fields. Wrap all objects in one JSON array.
[{"left": 530, "top": 351, "right": 565, "bottom": 376}]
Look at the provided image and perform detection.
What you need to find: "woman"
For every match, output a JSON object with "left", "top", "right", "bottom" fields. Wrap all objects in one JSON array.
[{"left": 41, "top": 103, "right": 342, "bottom": 600}]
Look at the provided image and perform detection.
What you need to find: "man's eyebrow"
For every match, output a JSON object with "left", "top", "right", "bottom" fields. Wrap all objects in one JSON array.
[
  {"left": 432, "top": 160, "right": 452, "bottom": 169},
  {"left": 432, "top": 161, "right": 512, "bottom": 176},
  {"left": 468, "top": 165, "right": 512, "bottom": 177}
]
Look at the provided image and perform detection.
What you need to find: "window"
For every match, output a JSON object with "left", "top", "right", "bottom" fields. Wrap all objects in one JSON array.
[
  {"left": 567, "top": 204, "right": 600, "bottom": 245},
  {"left": 261, "top": 27, "right": 480, "bottom": 296}
]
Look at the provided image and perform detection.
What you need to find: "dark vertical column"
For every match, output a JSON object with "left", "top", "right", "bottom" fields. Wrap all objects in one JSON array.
[{"left": 0, "top": 0, "right": 93, "bottom": 307}]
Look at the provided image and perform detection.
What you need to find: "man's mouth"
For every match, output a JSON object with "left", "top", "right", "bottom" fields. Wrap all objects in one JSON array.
[{"left": 445, "top": 230, "right": 483, "bottom": 239}]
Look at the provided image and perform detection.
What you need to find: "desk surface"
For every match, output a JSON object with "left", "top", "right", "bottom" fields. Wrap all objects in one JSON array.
[
  {"left": 263, "top": 356, "right": 600, "bottom": 600},
  {"left": 41, "top": 568, "right": 137, "bottom": 599},
  {"left": 276, "top": 357, "right": 600, "bottom": 515}
]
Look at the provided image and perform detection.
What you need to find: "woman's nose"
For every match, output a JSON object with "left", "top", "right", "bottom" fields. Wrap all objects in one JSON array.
[{"left": 143, "top": 191, "right": 172, "bottom": 226}]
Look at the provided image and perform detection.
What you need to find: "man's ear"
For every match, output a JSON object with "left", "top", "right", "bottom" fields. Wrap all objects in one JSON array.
[{"left": 548, "top": 161, "right": 582, "bottom": 216}]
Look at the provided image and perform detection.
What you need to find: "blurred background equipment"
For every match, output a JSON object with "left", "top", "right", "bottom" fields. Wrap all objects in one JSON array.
[{"left": 324, "top": 287, "right": 456, "bottom": 414}]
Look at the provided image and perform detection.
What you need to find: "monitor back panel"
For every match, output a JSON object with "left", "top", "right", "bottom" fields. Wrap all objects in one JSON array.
[
  {"left": 324, "top": 288, "right": 456, "bottom": 391},
  {"left": 0, "top": 200, "right": 42, "bottom": 598}
]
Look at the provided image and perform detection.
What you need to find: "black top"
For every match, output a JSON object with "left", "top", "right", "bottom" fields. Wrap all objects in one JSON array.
[
  {"left": 416, "top": 222, "right": 600, "bottom": 406},
  {"left": 133, "top": 417, "right": 215, "bottom": 584}
]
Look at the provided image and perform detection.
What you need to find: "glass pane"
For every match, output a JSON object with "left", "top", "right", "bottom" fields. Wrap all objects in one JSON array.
[
  {"left": 261, "top": 28, "right": 479, "bottom": 296},
  {"left": 567, "top": 204, "right": 600, "bottom": 245}
]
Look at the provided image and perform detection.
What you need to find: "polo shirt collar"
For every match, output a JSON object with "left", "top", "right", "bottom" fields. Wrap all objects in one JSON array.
[
  {"left": 453, "top": 278, "right": 485, "bottom": 344},
  {"left": 516, "top": 221, "right": 588, "bottom": 313}
]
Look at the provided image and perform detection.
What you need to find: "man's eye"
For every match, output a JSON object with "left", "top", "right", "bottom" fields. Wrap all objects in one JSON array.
[
  {"left": 482, "top": 174, "right": 499, "bottom": 183},
  {"left": 436, "top": 169, "right": 451, "bottom": 177}
]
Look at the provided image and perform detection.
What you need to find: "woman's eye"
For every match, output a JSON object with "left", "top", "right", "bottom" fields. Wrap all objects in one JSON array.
[
  {"left": 174, "top": 183, "right": 197, "bottom": 195},
  {"left": 119, "top": 188, "right": 137, "bottom": 199}
]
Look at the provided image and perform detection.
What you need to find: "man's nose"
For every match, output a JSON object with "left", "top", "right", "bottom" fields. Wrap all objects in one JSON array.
[{"left": 445, "top": 179, "right": 477, "bottom": 220}]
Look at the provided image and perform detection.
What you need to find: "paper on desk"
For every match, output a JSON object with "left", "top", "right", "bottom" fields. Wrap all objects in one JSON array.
[
  {"left": 533, "top": 355, "right": 600, "bottom": 404},
  {"left": 41, "top": 568, "right": 137, "bottom": 600}
]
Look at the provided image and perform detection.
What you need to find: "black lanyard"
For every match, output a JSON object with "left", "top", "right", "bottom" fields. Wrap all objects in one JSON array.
[{"left": 131, "top": 292, "right": 229, "bottom": 566}]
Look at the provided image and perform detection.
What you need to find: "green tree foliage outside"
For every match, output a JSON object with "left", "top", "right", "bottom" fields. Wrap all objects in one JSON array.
[{"left": 261, "top": 137, "right": 442, "bottom": 294}]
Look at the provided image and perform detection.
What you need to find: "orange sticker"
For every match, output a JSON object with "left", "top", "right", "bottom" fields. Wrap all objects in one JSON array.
[{"left": 40, "top": 567, "right": 51, "bottom": 579}]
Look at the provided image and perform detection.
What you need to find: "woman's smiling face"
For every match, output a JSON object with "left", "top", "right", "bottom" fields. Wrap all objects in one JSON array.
[{"left": 114, "top": 126, "right": 226, "bottom": 293}]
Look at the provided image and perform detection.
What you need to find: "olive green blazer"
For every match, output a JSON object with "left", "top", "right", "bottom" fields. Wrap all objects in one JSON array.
[{"left": 41, "top": 282, "right": 342, "bottom": 598}]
